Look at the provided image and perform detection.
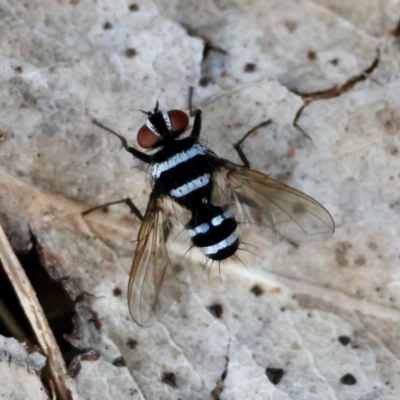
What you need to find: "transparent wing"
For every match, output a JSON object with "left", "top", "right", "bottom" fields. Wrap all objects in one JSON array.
[
  {"left": 213, "top": 159, "right": 335, "bottom": 243},
  {"left": 128, "top": 196, "right": 186, "bottom": 327}
]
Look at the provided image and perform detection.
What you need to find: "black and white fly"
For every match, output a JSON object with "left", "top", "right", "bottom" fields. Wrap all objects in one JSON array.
[{"left": 86, "top": 101, "right": 334, "bottom": 327}]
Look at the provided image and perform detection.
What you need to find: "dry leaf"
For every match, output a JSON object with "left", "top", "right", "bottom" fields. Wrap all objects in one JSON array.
[{"left": 0, "top": 1, "right": 399, "bottom": 399}]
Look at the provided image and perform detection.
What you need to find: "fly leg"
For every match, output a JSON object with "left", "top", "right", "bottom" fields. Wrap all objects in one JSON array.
[
  {"left": 92, "top": 119, "right": 153, "bottom": 163},
  {"left": 85, "top": 119, "right": 149, "bottom": 220},
  {"left": 188, "top": 87, "right": 195, "bottom": 117},
  {"left": 188, "top": 87, "right": 271, "bottom": 167},
  {"left": 232, "top": 120, "right": 272, "bottom": 168},
  {"left": 82, "top": 197, "right": 144, "bottom": 221},
  {"left": 188, "top": 87, "right": 202, "bottom": 139}
]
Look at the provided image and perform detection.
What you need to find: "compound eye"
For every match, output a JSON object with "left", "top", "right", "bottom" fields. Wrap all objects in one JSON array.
[
  {"left": 137, "top": 125, "right": 160, "bottom": 149},
  {"left": 167, "top": 110, "right": 189, "bottom": 132}
]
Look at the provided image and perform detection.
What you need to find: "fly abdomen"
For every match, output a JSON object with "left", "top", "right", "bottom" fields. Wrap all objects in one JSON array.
[{"left": 188, "top": 211, "right": 239, "bottom": 261}]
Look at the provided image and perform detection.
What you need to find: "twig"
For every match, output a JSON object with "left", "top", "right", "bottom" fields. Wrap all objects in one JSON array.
[{"left": 0, "top": 222, "right": 74, "bottom": 400}]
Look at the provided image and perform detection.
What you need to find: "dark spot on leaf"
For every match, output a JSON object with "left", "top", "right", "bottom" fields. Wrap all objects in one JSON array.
[
  {"left": 113, "top": 287, "right": 122, "bottom": 296},
  {"left": 284, "top": 20, "right": 297, "bottom": 32},
  {"left": 368, "top": 241, "right": 378, "bottom": 251},
  {"left": 112, "top": 356, "right": 126, "bottom": 367},
  {"left": 126, "top": 338, "right": 138, "bottom": 349},
  {"left": 338, "top": 335, "right": 351, "bottom": 346},
  {"left": 129, "top": 3, "right": 139, "bottom": 11},
  {"left": 307, "top": 51, "right": 316, "bottom": 60},
  {"left": 162, "top": 372, "right": 177, "bottom": 388},
  {"left": 125, "top": 48, "right": 137, "bottom": 58},
  {"left": 103, "top": 22, "right": 112, "bottom": 30},
  {"left": 330, "top": 58, "right": 339, "bottom": 66},
  {"left": 14, "top": 66, "right": 22, "bottom": 73},
  {"left": 266, "top": 368, "right": 284, "bottom": 385},
  {"left": 244, "top": 63, "right": 256, "bottom": 72},
  {"left": 335, "top": 241, "right": 352, "bottom": 267},
  {"left": 199, "top": 76, "right": 211, "bottom": 87},
  {"left": 354, "top": 255, "right": 366, "bottom": 266},
  {"left": 208, "top": 303, "right": 223, "bottom": 319},
  {"left": 250, "top": 284, "right": 264, "bottom": 297},
  {"left": 340, "top": 373, "right": 356, "bottom": 385}
]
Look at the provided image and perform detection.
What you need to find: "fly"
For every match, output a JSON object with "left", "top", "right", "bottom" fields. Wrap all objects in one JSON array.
[{"left": 84, "top": 101, "right": 335, "bottom": 327}]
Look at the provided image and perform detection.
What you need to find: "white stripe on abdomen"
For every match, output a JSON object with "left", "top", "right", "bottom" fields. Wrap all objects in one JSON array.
[
  {"left": 200, "top": 232, "right": 238, "bottom": 256},
  {"left": 188, "top": 222, "right": 210, "bottom": 238},
  {"left": 188, "top": 212, "right": 231, "bottom": 238}
]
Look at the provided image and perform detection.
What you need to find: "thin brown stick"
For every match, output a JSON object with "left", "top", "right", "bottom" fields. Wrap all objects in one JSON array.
[{"left": 0, "top": 223, "right": 74, "bottom": 399}]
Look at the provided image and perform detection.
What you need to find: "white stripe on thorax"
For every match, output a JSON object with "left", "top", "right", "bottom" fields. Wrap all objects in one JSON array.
[
  {"left": 152, "top": 143, "right": 206, "bottom": 179},
  {"left": 170, "top": 173, "right": 210, "bottom": 198},
  {"left": 200, "top": 232, "right": 238, "bottom": 256}
]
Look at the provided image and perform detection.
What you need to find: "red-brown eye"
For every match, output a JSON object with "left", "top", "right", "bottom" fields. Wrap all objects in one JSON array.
[
  {"left": 167, "top": 110, "right": 189, "bottom": 132},
  {"left": 137, "top": 125, "right": 160, "bottom": 149}
]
